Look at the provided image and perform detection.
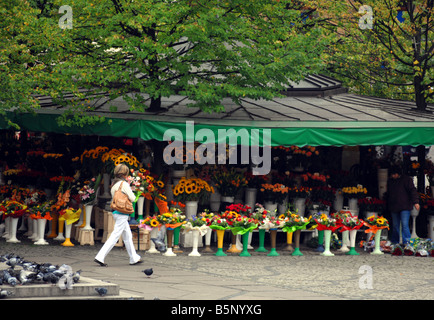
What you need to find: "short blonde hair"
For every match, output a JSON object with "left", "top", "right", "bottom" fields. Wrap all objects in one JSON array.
[{"left": 113, "top": 164, "right": 129, "bottom": 178}]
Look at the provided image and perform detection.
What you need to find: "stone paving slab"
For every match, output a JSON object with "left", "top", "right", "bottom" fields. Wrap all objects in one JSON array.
[{"left": 1, "top": 238, "right": 433, "bottom": 301}]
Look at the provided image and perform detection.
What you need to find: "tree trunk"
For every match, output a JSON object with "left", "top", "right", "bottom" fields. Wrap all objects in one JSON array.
[
  {"left": 414, "top": 76, "right": 427, "bottom": 112},
  {"left": 148, "top": 96, "right": 163, "bottom": 113}
]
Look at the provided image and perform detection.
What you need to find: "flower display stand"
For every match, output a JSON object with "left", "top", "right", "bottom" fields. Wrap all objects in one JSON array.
[
  {"left": 267, "top": 229, "right": 280, "bottom": 256},
  {"left": 2, "top": 216, "right": 10, "bottom": 239},
  {"left": 82, "top": 204, "right": 95, "bottom": 231},
  {"left": 255, "top": 228, "right": 268, "bottom": 253},
  {"left": 34, "top": 219, "right": 49, "bottom": 245},
  {"left": 163, "top": 227, "right": 177, "bottom": 256},
  {"left": 61, "top": 221, "right": 75, "bottom": 247},
  {"left": 188, "top": 230, "right": 202, "bottom": 256},
  {"left": 339, "top": 230, "right": 350, "bottom": 252},
  {"left": 202, "top": 227, "right": 214, "bottom": 253},
  {"left": 214, "top": 229, "right": 227, "bottom": 256},
  {"left": 239, "top": 232, "right": 252, "bottom": 257},
  {"left": 53, "top": 218, "right": 65, "bottom": 241},
  {"left": 226, "top": 233, "right": 241, "bottom": 253},
  {"left": 136, "top": 196, "right": 144, "bottom": 222},
  {"left": 147, "top": 228, "right": 160, "bottom": 253},
  {"left": 371, "top": 230, "right": 384, "bottom": 255},
  {"left": 30, "top": 218, "right": 39, "bottom": 240},
  {"left": 346, "top": 229, "right": 359, "bottom": 255},
  {"left": 291, "top": 230, "right": 303, "bottom": 256},
  {"left": 321, "top": 230, "right": 334, "bottom": 256},
  {"left": 316, "top": 230, "right": 325, "bottom": 252},
  {"left": 6, "top": 217, "right": 20, "bottom": 243},
  {"left": 281, "top": 232, "right": 293, "bottom": 251}
]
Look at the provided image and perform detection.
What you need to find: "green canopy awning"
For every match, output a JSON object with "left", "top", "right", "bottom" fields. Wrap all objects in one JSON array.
[{"left": 2, "top": 75, "right": 434, "bottom": 147}]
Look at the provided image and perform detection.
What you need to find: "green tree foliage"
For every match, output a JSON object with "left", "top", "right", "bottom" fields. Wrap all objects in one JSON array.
[
  {"left": 316, "top": 0, "right": 433, "bottom": 110},
  {"left": 0, "top": 0, "right": 332, "bottom": 127}
]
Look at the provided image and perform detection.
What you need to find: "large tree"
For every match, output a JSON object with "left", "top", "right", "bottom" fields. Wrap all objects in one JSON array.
[
  {"left": 0, "top": 0, "right": 332, "bottom": 128},
  {"left": 316, "top": 0, "right": 433, "bottom": 111}
]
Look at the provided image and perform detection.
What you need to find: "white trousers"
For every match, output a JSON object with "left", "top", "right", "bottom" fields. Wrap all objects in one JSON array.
[{"left": 95, "top": 213, "right": 141, "bottom": 264}]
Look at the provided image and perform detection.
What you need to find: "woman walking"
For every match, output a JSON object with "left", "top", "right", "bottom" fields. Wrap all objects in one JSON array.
[{"left": 94, "top": 164, "right": 142, "bottom": 266}]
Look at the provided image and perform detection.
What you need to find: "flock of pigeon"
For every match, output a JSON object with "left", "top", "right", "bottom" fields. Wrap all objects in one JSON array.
[
  {"left": 0, "top": 253, "right": 81, "bottom": 298},
  {"left": 0, "top": 253, "right": 154, "bottom": 299}
]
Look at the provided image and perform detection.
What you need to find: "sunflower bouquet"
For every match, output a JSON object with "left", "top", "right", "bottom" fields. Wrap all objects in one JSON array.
[
  {"left": 212, "top": 167, "right": 247, "bottom": 197},
  {"left": 172, "top": 177, "right": 214, "bottom": 202},
  {"left": 259, "top": 183, "right": 289, "bottom": 203},
  {"left": 342, "top": 185, "right": 368, "bottom": 199},
  {"left": 364, "top": 214, "right": 389, "bottom": 233},
  {"left": 140, "top": 215, "right": 161, "bottom": 230}
]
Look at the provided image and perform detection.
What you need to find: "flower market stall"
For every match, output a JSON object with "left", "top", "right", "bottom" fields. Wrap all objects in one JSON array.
[{"left": 1, "top": 76, "right": 434, "bottom": 258}]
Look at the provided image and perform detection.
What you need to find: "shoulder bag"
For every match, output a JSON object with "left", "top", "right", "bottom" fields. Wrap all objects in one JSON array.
[{"left": 110, "top": 181, "right": 134, "bottom": 214}]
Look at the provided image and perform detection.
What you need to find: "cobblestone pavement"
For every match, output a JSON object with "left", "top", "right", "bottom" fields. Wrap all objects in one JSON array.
[{"left": 1, "top": 237, "right": 433, "bottom": 301}]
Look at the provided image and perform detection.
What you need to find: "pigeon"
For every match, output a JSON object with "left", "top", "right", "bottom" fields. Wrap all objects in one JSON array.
[
  {"left": 3, "top": 270, "right": 18, "bottom": 287},
  {"left": 0, "top": 289, "right": 14, "bottom": 299},
  {"left": 142, "top": 268, "right": 153, "bottom": 277},
  {"left": 95, "top": 287, "right": 108, "bottom": 296},
  {"left": 72, "top": 270, "right": 82, "bottom": 283},
  {"left": 19, "top": 270, "right": 36, "bottom": 285}
]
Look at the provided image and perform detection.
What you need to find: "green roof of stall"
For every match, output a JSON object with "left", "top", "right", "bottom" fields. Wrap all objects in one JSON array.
[{"left": 2, "top": 75, "right": 434, "bottom": 146}]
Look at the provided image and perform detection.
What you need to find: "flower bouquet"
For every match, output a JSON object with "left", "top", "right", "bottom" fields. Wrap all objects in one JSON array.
[
  {"left": 209, "top": 214, "right": 230, "bottom": 256},
  {"left": 1, "top": 200, "right": 28, "bottom": 218},
  {"left": 314, "top": 213, "right": 340, "bottom": 256},
  {"left": 198, "top": 210, "right": 215, "bottom": 226},
  {"left": 182, "top": 215, "right": 209, "bottom": 235},
  {"left": 287, "top": 186, "right": 311, "bottom": 200},
  {"left": 139, "top": 215, "right": 161, "bottom": 230},
  {"left": 341, "top": 185, "right": 368, "bottom": 199},
  {"left": 226, "top": 203, "right": 252, "bottom": 214},
  {"left": 228, "top": 215, "right": 258, "bottom": 257},
  {"left": 212, "top": 167, "right": 247, "bottom": 197},
  {"left": 29, "top": 200, "right": 55, "bottom": 220},
  {"left": 209, "top": 214, "right": 230, "bottom": 230},
  {"left": 249, "top": 204, "right": 269, "bottom": 227},
  {"left": 358, "top": 197, "right": 385, "bottom": 214},
  {"left": 314, "top": 213, "right": 339, "bottom": 232},
  {"left": 391, "top": 243, "right": 404, "bottom": 256},
  {"left": 336, "top": 211, "right": 364, "bottom": 255},
  {"left": 282, "top": 213, "right": 310, "bottom": 233},
  {"left": 259, "top": 183, "right": 288, "bottom": 204},
  {"left": 156, "top": 208, "right": 186, "bottom": 229},
  {"left": 281, "top": 213, "right": 310, "bottom": 256},
  {"left": 364, "top": 215, "right": 389, "bottom": 255},
  {"left": 172, "top": 177, "right": 214, "bottom": 202},
  {"left": 78, "top": 177, "right": 99, "bottom": 205}
]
